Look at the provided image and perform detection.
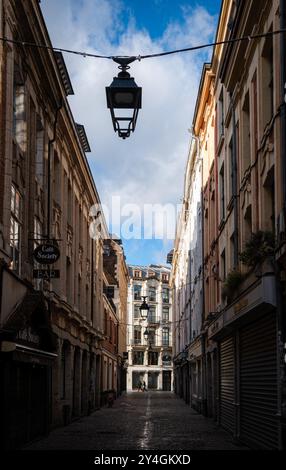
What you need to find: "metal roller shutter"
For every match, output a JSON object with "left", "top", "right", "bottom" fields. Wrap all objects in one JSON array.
[
  {"left": 220, "top": 336, "right": 235, "bottom": 435},
  {"left": 240, "top": 313, "right": 278, "bottom": 449}
]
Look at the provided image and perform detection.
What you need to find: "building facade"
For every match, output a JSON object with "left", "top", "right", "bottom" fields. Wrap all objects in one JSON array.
[
  {"left": 102, "top": 238, "right": 129, "bottom": 403},
  {"left": 171, "top": 0, "right": 286, "bottom": 450},
  {"left": 0, "top": 0, "right": 128, "bottom": 449},
  {"left": 171, "top": 123, "right": 205, "bottom": 409},
  {"left": 127, "top": 265, "right": 173, "bottom": 392}
]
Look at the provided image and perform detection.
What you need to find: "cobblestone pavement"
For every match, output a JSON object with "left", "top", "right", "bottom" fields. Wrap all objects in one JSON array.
[{"left": 26, "top": 392, "right": 247, "bottom": 451}]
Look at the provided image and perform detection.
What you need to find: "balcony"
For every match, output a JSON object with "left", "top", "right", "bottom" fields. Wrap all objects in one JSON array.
[
  {"left": 131, "top": 339, "right": 147, "bottom": 348},
  {"left": 162, "top": 360, "right": 172, "bottom": 366}
]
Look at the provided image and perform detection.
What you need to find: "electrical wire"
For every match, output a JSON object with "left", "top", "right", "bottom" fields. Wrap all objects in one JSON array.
[{"left": 0, "top": 28, "right": 285, "bottom": 62}]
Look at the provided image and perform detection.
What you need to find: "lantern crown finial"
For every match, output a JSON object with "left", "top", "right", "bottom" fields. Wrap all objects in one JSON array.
[{"left": 106, "top": 57, "right": 142, "bottom": 139}]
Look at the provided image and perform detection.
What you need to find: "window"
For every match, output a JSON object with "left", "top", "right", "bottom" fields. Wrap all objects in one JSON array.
[
  {"left": 67, "top": 180, "right": 72, "bottom": 223},
  {"left": 162, "top": 353, "right": 172, "bottom": 365},
  {"left": 66, "top": 257, "right": 72, "bottom": 302},
  {"left": 218, "top": 89, "right": 224, "bottom": 138},
  {"left": 13, "top": 68, "right": 26, "bottom": 151},
  {"left": 148, "top": 306, "right": 156, "bottom": 323},
  {"left": 263, "top": 167, "right": 275, "bottom": 233},
  {"left": 230, "top": 234, "right": 236, "bottom": 270},
  {"left": 244, "top": 205, "right": 252, "bottom": 242},
  {"left": 162, "top": 273, "right": 168, "bottom": 282},
  {"left": 86, "top": 285, "right": 89, "bottom": 320},
  {"left": 134, "top": 304, "right": 140, "bottom": 319},
  {"left": 60, "top": 343, "right": 67, "bottom": 399},
  {"left": 220, "top": 249, "right": 226, "bottom": 283},
  {"left": 261, "top": 32, "right": 274, "bottom": 129},
  {"left": 219, "top": 163, "right": 225, "bottom": 221},
  {"left": 103, "top": 310, "right": 107, "bottom": 335},
  {"left": 10, "top": 185, "right": 22, "bottom": 273},
  {"left": 133, "top": 351, "right": 144, "bottom": 365},
  {"left": 162, "top": 307, "right": 169, "bottom": 322},
  {"left": 162, "top": 287, "right": 169, "bottom": 303},
  {"left": 134, "top": 284, "right": 142, "bottom": 300},
  {"left": 162, "top": 328, "right": 170, "bottom": 346},
  {"left": 242, "top": 92, "right": 251, "bottom": 173},
  {"left": 35, "top": 117, "right": 44, "bottom": 186},
  {"left": 53, "top": 152, "right": 61, "bottom": 204},
  {"left": 34, "top": 217, "right": 43, "bottom": 247},
  {"left": 134, "top": 270, "right": 141, "bottom": 278},
  {"left": 148, "top": 286, "right": 156, "bottom": 302},
  {"left": 148, "top": 328, "right": 156, "bottom": 345},
  {"left": 78, "top": 275, "right": 81, "bottom": 311},
  {"left": 148, "top": 351, "right": 158, "bottom": 365},
  {"left": 229, "top": 138, "right": 235, "bottom": 201},
  {"left": 133, "top": 325, "right": 141, "bottom": 345}
]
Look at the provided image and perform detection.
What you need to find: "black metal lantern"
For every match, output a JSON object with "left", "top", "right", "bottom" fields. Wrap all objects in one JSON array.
[
  {"left": 139, "top": 296, "right": 149, "bottom": 320},
  {"left": 143, "top": 327, "right": 150, "bottom": 340},
  {"left": 106, "top": 57, "right": 142, "bottom": 139}
]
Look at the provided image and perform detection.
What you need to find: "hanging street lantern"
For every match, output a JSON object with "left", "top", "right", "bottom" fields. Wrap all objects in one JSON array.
[
  {"left": 106, "top": 57, "right": 142, "bottom": 139},
  {"left": 143, "top": 327, "right": 150, "bottom": 341},
  {"left": 139, "top": 296, "right": 149, "bottom": 320}
]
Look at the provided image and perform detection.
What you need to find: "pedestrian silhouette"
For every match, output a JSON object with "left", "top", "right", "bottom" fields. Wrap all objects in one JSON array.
[
  {"left": 142, "top": 381, "right": 147, "bottom": 392},
  {"left": 137, "top": 381, "right": 142, "bottom": 392}
]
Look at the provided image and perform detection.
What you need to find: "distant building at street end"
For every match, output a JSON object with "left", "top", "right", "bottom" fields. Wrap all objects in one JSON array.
[{"left": 126, "top": 265, "right": 173, "bottom": 392}]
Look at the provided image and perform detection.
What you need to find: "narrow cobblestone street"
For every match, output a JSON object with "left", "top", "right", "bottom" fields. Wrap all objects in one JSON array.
[{"left": 26, "top": 392, "right": 247, "bottom": 451}]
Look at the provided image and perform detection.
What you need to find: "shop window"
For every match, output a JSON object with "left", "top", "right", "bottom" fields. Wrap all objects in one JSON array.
[{"left": 10, "top": 185, "right": 22, "bottom": 273}]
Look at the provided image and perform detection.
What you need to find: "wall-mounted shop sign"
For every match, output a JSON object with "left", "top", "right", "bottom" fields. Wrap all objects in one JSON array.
[
  {"left": 33, "top": 269, "right": 60, "bottom": 279},
  {"left": 33, "top": 243, "right": 60, "bottom": 264}
]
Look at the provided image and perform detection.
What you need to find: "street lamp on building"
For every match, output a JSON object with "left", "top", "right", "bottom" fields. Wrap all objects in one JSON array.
[
  {"left": 143, "top": 327, "right": 150, "bottom": 341},
  {"left": 106, "top": 57, "right": 142, "bottom": 139},
  {"left": 139, "top": 296, "right": 149, "bottom": 320}
]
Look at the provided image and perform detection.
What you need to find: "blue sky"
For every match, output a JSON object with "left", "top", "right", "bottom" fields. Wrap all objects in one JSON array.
[{"left": 41, "top": 0, "right": 221, "bottom": 266}]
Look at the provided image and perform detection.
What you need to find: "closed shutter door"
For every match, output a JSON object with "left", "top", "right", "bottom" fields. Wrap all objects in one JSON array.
[
  {"left": 240, "top": 313, "right": 278, "bottom": 449},
  {"left": 220, "top": 336, "right": 235, "bottom": 434}
]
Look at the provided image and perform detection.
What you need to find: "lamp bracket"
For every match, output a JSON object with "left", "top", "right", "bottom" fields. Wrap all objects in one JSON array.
[
  {"left": 112, "top": 56, "right": 137, "bottom": 71},
  {"left": 112, "top": 56, "right": 137, "bottom": 68}
]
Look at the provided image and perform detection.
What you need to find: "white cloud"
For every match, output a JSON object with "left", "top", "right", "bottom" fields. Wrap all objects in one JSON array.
[{"left": 40, "top": 0, "right": 217, "bottom": 259}]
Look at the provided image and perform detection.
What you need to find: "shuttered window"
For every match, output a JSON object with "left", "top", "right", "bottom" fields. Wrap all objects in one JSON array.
[{"left": 240, "top": 313, "right": 278, "bottom": 449}]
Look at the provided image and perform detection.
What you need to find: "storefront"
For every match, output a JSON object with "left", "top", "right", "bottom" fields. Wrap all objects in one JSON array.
[
  {"left": 0, "top": 277, "right": 57, "bottom": 449},
  {"left": 208, "top": 275, "right": 279, "bottom": 449},
  {"left": 188, "top": 337, "right": 204, "bottom": 411}
]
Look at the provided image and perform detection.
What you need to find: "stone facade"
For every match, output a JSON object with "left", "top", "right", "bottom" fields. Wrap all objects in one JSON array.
[
  {"left": 127, "top": 265, "right": 173, "bottom": 392},
  {"left": 171, "top": 0, "right": 286, "bottom": 450},
  {"left": 0, "top": 0, "right": 127, "bottom": 449}
]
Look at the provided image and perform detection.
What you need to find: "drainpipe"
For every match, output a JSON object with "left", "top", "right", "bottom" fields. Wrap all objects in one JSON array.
[
  {"left": 279, "top": 0, "right": 286, "bottom": 449},
  {"left": 232, "top": 100, "right": 239, "bottom": 267},
  {"left": 280, "top": 0, "right": 286, "bottom": 213}
]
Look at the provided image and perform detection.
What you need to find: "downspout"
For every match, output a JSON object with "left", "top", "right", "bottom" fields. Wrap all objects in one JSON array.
[
  {"left": 279, "top": 0, "right": 286, "bottom": 449},
  {"left": 201, "top": 157, "right": 207, "bottom": 416},
  {"left": 280, "top": 0, "right": 286, "bottom": 214},
  {"left": 91, "top": 241, "right": 94, "bottom": 327},
  {"left": 232, "top": 100, "right": 239, "bottom": 267}
]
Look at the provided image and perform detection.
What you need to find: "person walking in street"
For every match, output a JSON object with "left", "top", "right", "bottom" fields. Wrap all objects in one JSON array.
[
  {"left": 142, "top": 381, "right": 147, "bottom": 392},
  {"left": 137, "top": 381, "right": 142, "bottom": 392}
]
